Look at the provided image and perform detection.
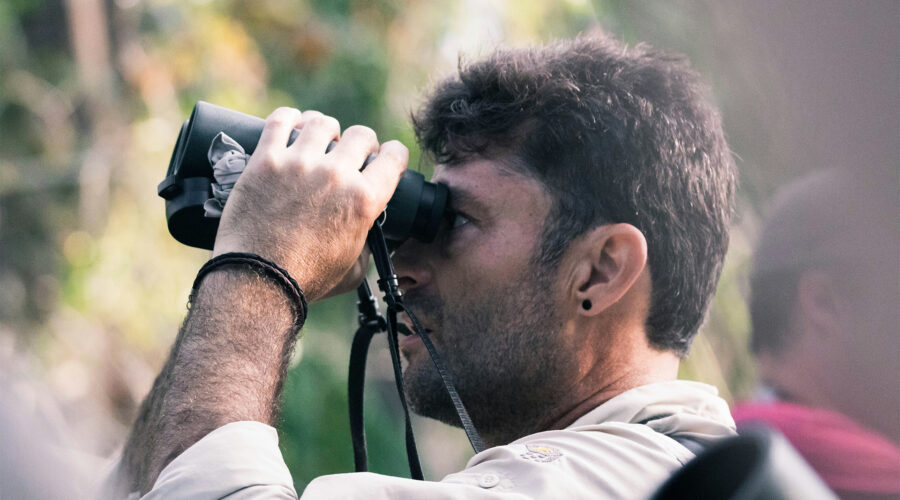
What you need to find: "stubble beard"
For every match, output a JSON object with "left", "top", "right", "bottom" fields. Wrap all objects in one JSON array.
[{"left": 401, "top": 263, "right": 577, "bottom": 446}]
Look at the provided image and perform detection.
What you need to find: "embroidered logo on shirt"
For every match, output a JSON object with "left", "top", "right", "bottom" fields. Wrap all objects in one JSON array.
[{"left": 520, "top": 444, "right": 563, "bottom": 463}]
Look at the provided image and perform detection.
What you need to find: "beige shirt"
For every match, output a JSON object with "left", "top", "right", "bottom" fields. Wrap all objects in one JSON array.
[{"left": 137, "top": 380, "right": 735, "bottom": 499}]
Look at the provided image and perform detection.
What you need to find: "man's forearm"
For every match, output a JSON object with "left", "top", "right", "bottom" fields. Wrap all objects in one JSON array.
[{"left": 120, "top": 266, "right": 302, "bottom": 494}]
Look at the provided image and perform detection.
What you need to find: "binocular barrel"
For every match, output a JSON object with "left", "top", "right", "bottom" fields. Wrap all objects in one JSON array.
[{"left": 158, "top": 101, "right": 448, "bottom": 250}]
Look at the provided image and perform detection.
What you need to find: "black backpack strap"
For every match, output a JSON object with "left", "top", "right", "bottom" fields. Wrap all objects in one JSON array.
[
  {"left": 668, "top": 435, "right": 706, "bottom": 456},
  {"left": 637, "top": 415, "right": 707, "bottom": 461}
]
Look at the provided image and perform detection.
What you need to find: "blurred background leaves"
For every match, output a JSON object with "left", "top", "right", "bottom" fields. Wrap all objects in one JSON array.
[{"left": 0, "top": 0, "right": 895, "bottom": 491}]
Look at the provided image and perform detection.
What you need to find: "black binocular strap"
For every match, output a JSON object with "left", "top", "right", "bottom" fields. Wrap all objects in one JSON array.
[
  {"left": 348, "top": 320, "right": 377, "bottom": 473},
  {"left": 348, "top": 221, "right": 483, "bottom": 480},
  {"left": 385, "top": 306, "right": 425, "bottom": 480},
  {"left": 348, "top": 282, "right": 424, "bottom": 480},
  {"left": 394, "top": 302, "right": 485, "bottom": 454},
  {"left": 347, "top": 303, "right": 484, "bottom": 480}
]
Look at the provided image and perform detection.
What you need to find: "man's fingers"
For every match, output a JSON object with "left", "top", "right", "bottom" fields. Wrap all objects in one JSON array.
[
  {"left": 361, "top": 140, "right": 408, "bottom": 210},
  {"left": 255, "top": 107, "right": 405, "bottom": 225},
  {"left": 331, "top": 125, "right": 380, "bottom": 172},
  {"left": 257, "top": 107, "right": 303, "bottom": 154},
  {"left": 288, "top": 111, "right": 340, "bottom": 165}
]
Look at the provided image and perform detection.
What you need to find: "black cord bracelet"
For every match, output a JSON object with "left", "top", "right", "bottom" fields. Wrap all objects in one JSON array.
[{"left": 192, "top": 252, "right": 308, "bottom": 332}]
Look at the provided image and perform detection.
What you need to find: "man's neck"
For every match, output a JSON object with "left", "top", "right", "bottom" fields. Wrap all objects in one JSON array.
[
  {"left": 543, "top": 351, "right": 680, "bottom": 432},
  {"left": 472, "top": 347, "right": 681, "bottom": 447}
]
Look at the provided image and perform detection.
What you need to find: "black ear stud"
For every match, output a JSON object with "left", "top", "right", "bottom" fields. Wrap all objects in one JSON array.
[{"left": 582, "top": 299, "right": 592, "bottom": 311}]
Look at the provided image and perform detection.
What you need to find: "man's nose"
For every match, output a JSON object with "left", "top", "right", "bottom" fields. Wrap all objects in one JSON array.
[{"left": 392, "top": 238, "right": 433, "bottom": 293}]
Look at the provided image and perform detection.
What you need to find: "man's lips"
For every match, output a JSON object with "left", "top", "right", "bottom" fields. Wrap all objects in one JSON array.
[
  {"left": 399, "top": 332, "right": 423, "bottom": 350},
  {"left": 397, "top": 322, "right": 415, "bottom": 337},
  {"left": 397, "top": 322, "right": 433, "bottom": 351}
]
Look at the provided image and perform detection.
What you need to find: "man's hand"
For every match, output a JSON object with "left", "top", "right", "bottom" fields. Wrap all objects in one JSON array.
[
  {"left": 213, "top": 107, "right": 407, "bottom": 300},
  {"left": 321, "top": 248, "right": 372, "bottom": 300}
]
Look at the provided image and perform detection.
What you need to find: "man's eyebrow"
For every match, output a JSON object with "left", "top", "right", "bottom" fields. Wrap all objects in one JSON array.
[{"left": 447, "top": 186, "right": 489, "bottom": 214}]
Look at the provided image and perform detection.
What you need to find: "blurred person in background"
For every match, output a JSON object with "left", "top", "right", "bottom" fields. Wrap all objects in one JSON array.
[
  {"left": 733, "top": 167, "right": 900, "bottom": 499},
  {"left": 109, "top": 34, "right": 738, "bottom": 499},
  {"left": 0, "top": 349, "right": 98, "bottom": 499}
]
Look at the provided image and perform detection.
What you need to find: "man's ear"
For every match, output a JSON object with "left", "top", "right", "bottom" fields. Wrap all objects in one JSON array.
[
  {"left": 570, "top": 223, "right": 648, "bottom": 316},
  {"left": 796, "top": 271, "right": 841, "bottom": 337}
]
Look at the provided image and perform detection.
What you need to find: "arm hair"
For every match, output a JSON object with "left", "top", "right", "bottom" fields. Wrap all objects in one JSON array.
[{"left": 119, "top": 267, "right": 302, "bottom": 494}]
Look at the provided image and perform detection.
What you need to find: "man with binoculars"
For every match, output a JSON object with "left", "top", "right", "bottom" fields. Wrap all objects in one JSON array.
[{"left": 113, "top": 34, "right": 738, "bottom": 498}]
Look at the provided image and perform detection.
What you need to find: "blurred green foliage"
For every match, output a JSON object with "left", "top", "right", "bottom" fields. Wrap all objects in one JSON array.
[{"left": 0, "top": 0, "right": 807, "bottom": 489}]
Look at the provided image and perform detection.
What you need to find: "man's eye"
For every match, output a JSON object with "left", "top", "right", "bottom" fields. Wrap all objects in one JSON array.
[{"left": 451, "top": 212, "right": 470, "bottom": 229}]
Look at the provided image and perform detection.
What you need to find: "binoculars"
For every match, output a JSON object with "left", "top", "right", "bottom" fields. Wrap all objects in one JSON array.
[{"left": 158, "top": 101, "right": 449, "bottom": 250}]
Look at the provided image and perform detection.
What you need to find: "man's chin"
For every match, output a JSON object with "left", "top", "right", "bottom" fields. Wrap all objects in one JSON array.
[
  {"left": 406, "top": 394, "right": 465, "bottom": 429},
  {"left": 401, "top": 364, "right": 464, "bottom": 428}
]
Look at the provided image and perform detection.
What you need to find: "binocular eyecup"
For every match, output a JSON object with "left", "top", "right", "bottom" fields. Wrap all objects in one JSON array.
[{"left": 158, "top": 101, "right": 448, "bottom": 250}]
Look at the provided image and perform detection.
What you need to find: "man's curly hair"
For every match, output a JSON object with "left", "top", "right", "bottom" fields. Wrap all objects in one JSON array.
[{"left": 413, "top": 35, "right": 736, "bottom": 356}]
